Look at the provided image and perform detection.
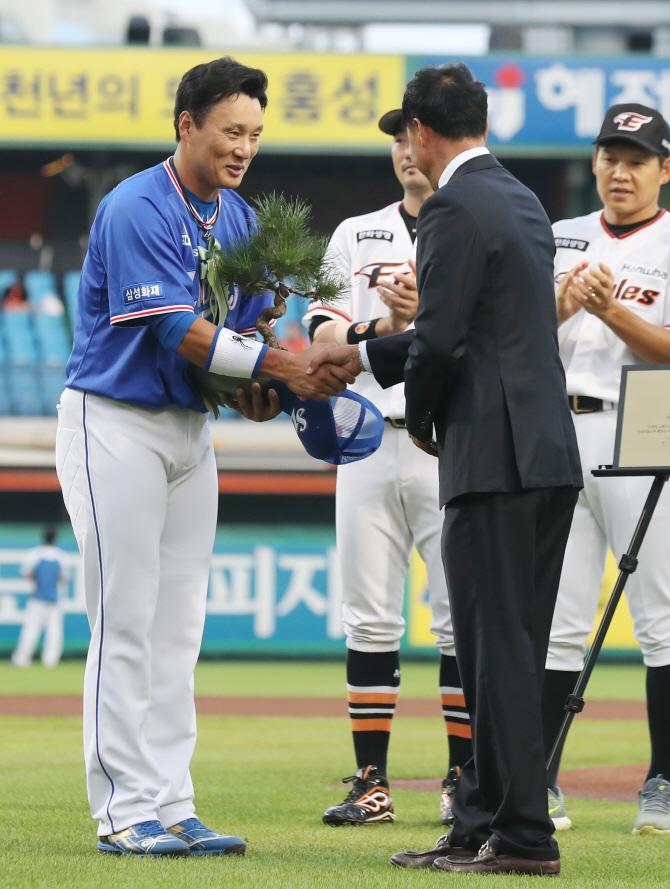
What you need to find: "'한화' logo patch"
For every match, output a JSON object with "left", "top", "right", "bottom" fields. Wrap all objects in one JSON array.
[{"left": 123, "top": 282, "right": 164, "bottom": 304}]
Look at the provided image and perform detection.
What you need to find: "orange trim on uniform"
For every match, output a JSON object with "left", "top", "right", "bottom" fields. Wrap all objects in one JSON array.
[
  {"left": 351, "top": 718, "right": 394, "bottom": 732},
  {"left": 600, "top": 209, "right": 666, "bottom": 240},
  {"left": 303, "top": 304, "right": 352, "bottom": 323},
  {"left": 446, "top": 721, "right": 473, "bottom": 739},
  {"left": 441, "top": 693, "right": 467, "bottom": 707},
  {"left": 347, "top": 692, "right": 399, "bottom": 704}
]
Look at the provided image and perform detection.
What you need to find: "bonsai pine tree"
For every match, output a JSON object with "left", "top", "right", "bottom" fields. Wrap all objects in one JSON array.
[{"left": 202, "top": 192, "right": 348, "bottom": 349}]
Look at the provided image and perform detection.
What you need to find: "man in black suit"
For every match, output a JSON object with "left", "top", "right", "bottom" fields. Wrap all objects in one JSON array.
[{"left": 308, "top": 63, "right": 583, "bottom": 876}]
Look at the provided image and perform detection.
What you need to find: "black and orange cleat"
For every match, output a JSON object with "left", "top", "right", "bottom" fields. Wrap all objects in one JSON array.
[{"left": 323, "top": 765, "right": 396, "bottom": 825}]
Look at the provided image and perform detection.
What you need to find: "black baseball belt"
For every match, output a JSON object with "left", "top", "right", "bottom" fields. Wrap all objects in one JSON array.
[
  {"left": 568, "top": 395, "right": 616, "bottom": 414},
  {"left": 385, "top": 417, "right": 407, "bottom": 429}
]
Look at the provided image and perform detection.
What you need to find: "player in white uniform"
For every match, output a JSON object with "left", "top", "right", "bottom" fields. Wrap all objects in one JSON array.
[
  {"left": 304, "top": 110, "right": 472, "bottom": 826},
  {"left": 11, "top": 529, "right": 69, "bottom": 668},
  {"left": 57, "top": 57, "right": 351, "bottom": 857},
  {"left": 542, "top": 104, "right": 670, "bottom": 835}
]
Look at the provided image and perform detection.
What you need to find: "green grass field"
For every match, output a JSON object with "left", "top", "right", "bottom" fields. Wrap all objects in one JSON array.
[{"left": 1, "top": 661, "right": 668, "bottom": 888}]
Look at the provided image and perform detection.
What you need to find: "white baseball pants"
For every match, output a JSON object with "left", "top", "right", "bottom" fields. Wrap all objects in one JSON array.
[
  {"left": 336, "top": 424, "right": 454, "bottom": 654},
  {"left": 56, "top": 388, "right": 218, "bottom": 836},
  {"left": 11, "top": 599, "right": 63, "bottom": 667},
  {"left": 547, "top": 410, "right": 670, "bottom": 671}
]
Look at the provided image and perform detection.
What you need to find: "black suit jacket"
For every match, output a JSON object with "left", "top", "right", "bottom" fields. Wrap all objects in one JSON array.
[{"left": 367, "top": 153, "right": 582, "bottom": 507}]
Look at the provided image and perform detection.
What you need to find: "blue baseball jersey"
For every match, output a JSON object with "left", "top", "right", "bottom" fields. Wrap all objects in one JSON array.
[
  {"left": 21, "top": 545, "right": 68, "bottom": 603},
  {"left": 66, "top": 159, "right": 273, "bottom": 411}
]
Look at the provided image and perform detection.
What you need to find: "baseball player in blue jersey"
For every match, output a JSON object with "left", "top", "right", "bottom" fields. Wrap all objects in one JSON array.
[
  {"left": 57, "top": 57, "right": 352, "bottom": 858},
  {"left": 12, "top": 529, "right": 69, "bottom": 668}
]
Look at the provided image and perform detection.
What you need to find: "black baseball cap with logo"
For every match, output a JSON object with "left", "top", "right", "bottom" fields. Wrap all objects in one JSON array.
[
  {"left": 378, "top": 109, "right": 404, "bottom": 136},
  {"left": 594, "top": 103, "right": 670, "bottom": 157}
]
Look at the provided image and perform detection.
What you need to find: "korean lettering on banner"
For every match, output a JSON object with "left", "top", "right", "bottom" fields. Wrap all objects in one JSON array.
[
  {"left": 413, "top": 56, "right": 670, "bottom": 148},
  {"left": 280, "top": 69, "right": 379, "bottom": 126},
  {"left": 207, "top": 547, "right": 344, "bottom": 641},
  {"left": 1, "top": 67, "right": 139, "bottom": 122}
]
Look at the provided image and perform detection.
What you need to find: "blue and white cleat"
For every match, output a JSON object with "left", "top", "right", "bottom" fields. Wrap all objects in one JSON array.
[
  {"left": 97, "top": 819, "right": 190, "bottom": 856},
  {"left": 167, "top": 817, "right": 247, "bottom": 855}
]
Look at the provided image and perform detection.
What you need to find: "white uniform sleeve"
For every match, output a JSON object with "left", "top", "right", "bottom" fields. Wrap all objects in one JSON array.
[{"left": 302, "top": 221, "right": 353, "bottom": 329}]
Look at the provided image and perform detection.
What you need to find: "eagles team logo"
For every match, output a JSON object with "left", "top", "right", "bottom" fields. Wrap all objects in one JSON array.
[
  {"left": 356, "top": 262, "right": 408, "bottom": 289},
  {"left": 613, "top": 112, "right": 654, "bottom": 132},
  {"left": 354, "top": 321, "right": 371, "bottom": 335}
]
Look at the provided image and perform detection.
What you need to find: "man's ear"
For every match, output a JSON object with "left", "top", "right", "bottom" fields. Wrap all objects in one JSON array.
[
  {"left": 661, "top": 154, "right": 670, "bottom": 187},
  {"left": 414, "top": 119, "right": 428, "bottom": 148},
  {"left": 484, "top": 119, "right": 489, "bottom": 143},
  {"left": 591, "top": 148, "right": 599, "bottom": 176},
  {"left": 178, "top": 111, "right": 194, "bottom": 144}
]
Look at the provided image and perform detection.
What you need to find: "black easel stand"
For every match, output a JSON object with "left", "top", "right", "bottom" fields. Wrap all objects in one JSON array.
[{"left": 547, "top": 466, "right": 670, "bottom": 777}]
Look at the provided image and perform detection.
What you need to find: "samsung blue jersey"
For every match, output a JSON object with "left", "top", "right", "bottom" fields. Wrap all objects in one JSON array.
[{"left": 66, "top": 159, "right": 274, "bottom": 410}]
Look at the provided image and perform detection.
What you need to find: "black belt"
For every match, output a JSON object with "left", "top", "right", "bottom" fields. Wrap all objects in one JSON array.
[
  {"left": 385, "top": 417, "right": 407, "bottom": 429},
  {"left": 568, "top": 395, "right": 608, "bottom": 414}
]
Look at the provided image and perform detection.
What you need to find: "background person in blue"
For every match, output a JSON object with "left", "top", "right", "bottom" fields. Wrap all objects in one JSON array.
[
  {"left": 11, "top": 529, "right": 69, "bottom": 669},
  {"left": 57, "top": 56, "right": 352, "bottom": 858}
]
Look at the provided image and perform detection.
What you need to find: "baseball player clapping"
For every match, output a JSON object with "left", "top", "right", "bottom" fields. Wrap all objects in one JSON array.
[{"left": 543, "top": 103, "right": 670, "bottom": 836}]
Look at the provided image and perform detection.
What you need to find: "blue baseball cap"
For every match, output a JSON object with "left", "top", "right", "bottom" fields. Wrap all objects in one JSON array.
[{"left": 269, "top": 381, "right": 384, "bottom": 465}]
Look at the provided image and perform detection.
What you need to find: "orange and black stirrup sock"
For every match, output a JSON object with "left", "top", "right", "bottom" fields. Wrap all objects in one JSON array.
[
  {"left": 346, "top": 649, "right": 400, "bottom": 777},
  {"left": 439, "top": 654, "right": 473, "bottom": 770}
]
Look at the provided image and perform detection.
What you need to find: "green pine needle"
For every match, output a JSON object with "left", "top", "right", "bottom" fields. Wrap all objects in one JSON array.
[{"left": 214, "top": 193, "right": 349, "bottom": 303}]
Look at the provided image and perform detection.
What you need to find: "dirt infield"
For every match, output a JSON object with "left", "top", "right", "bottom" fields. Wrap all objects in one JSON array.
[
  {"left": 0, "top": 695, "right": 647, "bottom": 719},
  {"left": 391, "top": 764, "right": 649, "bottom": 803}
]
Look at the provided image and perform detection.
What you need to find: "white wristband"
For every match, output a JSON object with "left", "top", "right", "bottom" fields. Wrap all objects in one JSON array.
[{"left": 207, "top": 328, "right": 267, "bottom": 379}]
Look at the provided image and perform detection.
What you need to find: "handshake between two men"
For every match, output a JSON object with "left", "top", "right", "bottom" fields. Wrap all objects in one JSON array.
[{"left": 220, "top": 340, "right": 439, "bottom": 458}]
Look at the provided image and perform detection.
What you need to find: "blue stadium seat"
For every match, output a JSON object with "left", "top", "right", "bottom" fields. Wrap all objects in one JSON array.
[
  {"left": 3, "top": 312, "right": 42, "bottom": 415},
  {"left": 0, "top": 325, "right": 10, "bottom": 415},
  {"left": 34, "top": 313, "right": 71, "bottom": 365},
  {"left": 63, "top": 271, "right": 80, "bottom": 331},
  {"left": 0, "top": 270, "right": 18, "bottom": 298},
  {"left": 24, "top": 271, "right": 60, "bottom": 312},
  {"left": 33, "top": 313, "right": 71, "bottom": 415}
]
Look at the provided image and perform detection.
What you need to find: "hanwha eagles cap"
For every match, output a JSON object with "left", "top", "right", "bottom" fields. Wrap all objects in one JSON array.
[
  {"left": 378, "top": 109, "right": 404, "bottom": 136},
  {"left": 594, "top": 103, "right": 670, "bottom": 157}
]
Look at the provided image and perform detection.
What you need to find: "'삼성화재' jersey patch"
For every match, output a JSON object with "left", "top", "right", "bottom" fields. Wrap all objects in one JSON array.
[{"left": 123, "top": 282, "right": 164, "bottom": 304}]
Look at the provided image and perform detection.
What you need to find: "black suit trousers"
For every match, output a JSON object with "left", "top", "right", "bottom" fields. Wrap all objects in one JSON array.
[{"left": 444, "top": 485, "right": 578, "bottom": 861}]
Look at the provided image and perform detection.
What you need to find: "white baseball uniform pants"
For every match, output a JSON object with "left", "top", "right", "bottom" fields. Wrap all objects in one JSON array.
[
  {"left": 56, "top": 388, "right": 218, "bottom": 836},
  {"left": 11, "top": 599, "right": 63, "bottom": 668},
  {"left": 548, "top": 410, "right": 670, "bottom": 671},
  {"left": 336, "top": 423, "right": 454, "bottom": 654}
]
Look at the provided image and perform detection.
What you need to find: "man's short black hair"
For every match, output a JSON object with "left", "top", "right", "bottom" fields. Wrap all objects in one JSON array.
[
  {"left": 173, "top": 56, "right": 268, "bottom": 141},
  {"left": 402, "top": 62, "right": 487, "bottom": 141}
]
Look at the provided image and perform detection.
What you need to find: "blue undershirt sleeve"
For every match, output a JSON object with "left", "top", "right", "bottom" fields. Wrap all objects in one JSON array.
[{"left": 149, "top": 310, "right": 198, "bottom": 352}]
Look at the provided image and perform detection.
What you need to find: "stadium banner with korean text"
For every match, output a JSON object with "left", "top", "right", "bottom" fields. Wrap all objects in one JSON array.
[
  {"left": 409, "top": 55, "right": 670, "bottom": 156},
  {"left": 0, "top": 524, "right": 640, "bottom": 660},
  {"left": 0, "top": 47, "right": 405, "bottom": 151}
]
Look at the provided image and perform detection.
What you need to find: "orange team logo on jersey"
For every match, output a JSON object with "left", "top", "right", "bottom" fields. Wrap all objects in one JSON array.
[
  {"left": 355, "top": 262, "right": 409, "bottom": 289},
  {"left": 614, "top": 278, "right": 661, "bottom": 306},
  {"left": 613, "top": 112, "right": 654, "bottom": 132}
]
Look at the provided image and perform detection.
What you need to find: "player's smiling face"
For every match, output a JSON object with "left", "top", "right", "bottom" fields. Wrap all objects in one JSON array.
[
  {"left": 177, "top": 93, "right": 264, "bottom": 198},
  {"left": 594, "top": 141, "right": 670, "bottom": 225},
  {"left": 391, "top": 131, "right": 431, "bottom": 192}
]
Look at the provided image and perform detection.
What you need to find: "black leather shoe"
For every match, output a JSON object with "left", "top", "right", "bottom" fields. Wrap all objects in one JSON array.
[
  {"left": 390, "top": 834, "right": 475, "bottom": 868},
  {"left": 433, "top": 841, "right": 560, "bottom": 876}
]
